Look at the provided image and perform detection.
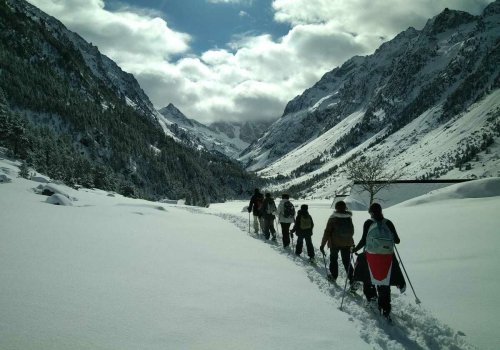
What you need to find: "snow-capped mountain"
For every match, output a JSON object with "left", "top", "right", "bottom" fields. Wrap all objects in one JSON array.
[
  {"left": 239, "top": 2, "right": 500, "bottom": 197},
  {"left": 0, "top": 0, "right": 260, "bottom": 205},
  {"left": 5, "top": 0, "right": 159, "bottom": 122},
  {"left": 158, "top": 104, "right": 274, "bottom": 158}
]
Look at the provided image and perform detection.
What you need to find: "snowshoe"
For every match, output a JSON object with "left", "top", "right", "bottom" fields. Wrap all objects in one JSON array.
[{"left": 348, "top": 281, "right": 360, "bottom": 294}]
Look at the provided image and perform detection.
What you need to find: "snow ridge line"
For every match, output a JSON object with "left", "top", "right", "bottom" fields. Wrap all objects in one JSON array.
[{"left": 184, "top": 207, "right": 475, "bottom": 350}]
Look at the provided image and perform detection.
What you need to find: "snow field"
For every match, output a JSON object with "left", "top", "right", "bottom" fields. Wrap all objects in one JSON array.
[{"left": 1, "top": 155, "right": 499, "bottom": 349}]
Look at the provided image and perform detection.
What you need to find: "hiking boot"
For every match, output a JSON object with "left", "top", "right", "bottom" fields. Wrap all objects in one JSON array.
[
  {"left": 271, "top": 235, "right": 277, "bottom": 241},
  {"left": 349, "top": 282, "right": 359, "bottom": 293},
  {"left": 399, "top": 284, "right": 406, "bottom": 293},
  {"left": 366, "top": 297, "right": 377, "bottom": 308}
]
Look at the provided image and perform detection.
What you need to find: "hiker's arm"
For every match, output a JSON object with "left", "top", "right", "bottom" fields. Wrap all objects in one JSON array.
[
  {"left": 386, "top": 220, "right": 400, "bottom": 244},
  {"left": 353, "top": 220, "right": 370, "bottom": 252},
  {"left": 320, "top": 219, "right": 333, "bottom": 248}
]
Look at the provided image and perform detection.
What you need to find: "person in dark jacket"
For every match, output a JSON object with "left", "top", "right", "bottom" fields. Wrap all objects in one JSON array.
[
  {"left": 291, "top": 204, "right": 315, "bottom": 260},
  {"left": 320, "top": 201, "right": 354, "bottom": 283},
  {"left": 352, "top": 203, "right": 406, "bottom": 320},
  {"left": 247, "top": 188, "right": 264, "bottom": 234},
  {"left": 261, "top": 192, "right": 277, "bottom": 240}
]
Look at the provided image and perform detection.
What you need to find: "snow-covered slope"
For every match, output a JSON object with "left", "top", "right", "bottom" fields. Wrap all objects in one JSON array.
[
  {"left": 2, "top": 154, "right": 499, "bottom": 349},
  {"left": 239, "top": 2, "right": 500, "bottom": 197}
]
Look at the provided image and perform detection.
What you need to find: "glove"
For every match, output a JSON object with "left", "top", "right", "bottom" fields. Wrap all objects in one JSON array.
[
  {"left": 320, "top": 246, "right": 325, "bottom": 255},
  {"left": 247, "top": 208, "right": 251, "bottom": 213}
]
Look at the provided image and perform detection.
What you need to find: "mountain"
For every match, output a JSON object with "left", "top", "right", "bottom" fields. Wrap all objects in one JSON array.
[
  {"left": 0, "top": 0, "right": 261, "bottom": 205},
  {"left": 239, "top": 2, "right": 500, "bottom": 197},
  {"left": 157, "top": 104, "right": 273, "bottom": 158}
]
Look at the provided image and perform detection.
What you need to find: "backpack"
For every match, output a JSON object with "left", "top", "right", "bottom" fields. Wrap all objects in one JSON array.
[
  {"left": 299, "top": 214, "right": 313, "bottom": 230},
  {"left": 266, "top": 200, "right": 277, "bottom": 215},
  {"left": 332, "top": 216, "right": 354, "bottom": 238},
  {"left": 255, "top": 196, "right": 264, "bottom": 213},
  {"left": 283, "top": 201, "right": 295, "bottom": 218},
  {"left": 365, "top": 219, "right": 394, "bottom": 254}
]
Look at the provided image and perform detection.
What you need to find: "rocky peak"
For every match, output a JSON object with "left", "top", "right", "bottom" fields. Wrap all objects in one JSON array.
[
  {"left": 158, "top": 103, "right": 194, "bottom": 127},
  {"left": 425, "top": 7, "right": 477, "bottom": 35},
  {"left": 483, "top": 0, "right": 500, "bottom": 16}
]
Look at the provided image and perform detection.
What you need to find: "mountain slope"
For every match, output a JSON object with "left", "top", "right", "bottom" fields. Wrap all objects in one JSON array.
[
  {"left": 157, "top": 104, "right": 275, "bottom": 159},
  {"left": 0, "top": 0, "right": 259, "bottom": 205},
  {"left": 239, "top": 2, "right": 500, "bottom": 197}
]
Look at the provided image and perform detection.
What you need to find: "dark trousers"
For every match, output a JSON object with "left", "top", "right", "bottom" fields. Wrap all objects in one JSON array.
[
  {"left": 280, "top": 222, "right": 291, "bottom": 247},
  {"left": 263, "top": 216, "right": 276, "bottom": 239},
  {"left": 330, "top": 247, "right": 353, "bottom": 281},
  {"left": 296, "top": 234, "right": 315, "bottom": 258},
  {"left": 363, "top": 283, "right": 392, "bottom": 316}
]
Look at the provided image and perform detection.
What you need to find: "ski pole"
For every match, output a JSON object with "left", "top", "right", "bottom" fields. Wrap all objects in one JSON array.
[
  {"left": 248, "top": 212, "right": 251, "bottom": 235},
  {"left": 340, "top": 251, "right": 354, "bottom": 311},
  {"left": 394, "top": 245, "right": 421, "bottom": 304}
]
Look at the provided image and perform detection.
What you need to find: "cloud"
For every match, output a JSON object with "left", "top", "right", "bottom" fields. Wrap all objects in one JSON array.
[
  {"left": 26, "top": 0, "right": 494, "bottom": 124},
  {"left": 28, "top": 0, "right": 191, "bottom": 64}
]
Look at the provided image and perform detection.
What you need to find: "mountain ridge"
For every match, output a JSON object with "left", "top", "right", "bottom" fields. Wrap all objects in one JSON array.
[
  {"left": 0, "top": 0, "right": 260, "bottom": 205},
  {"left": 238, "top": 1, "right": 500, "bottom": 197}
]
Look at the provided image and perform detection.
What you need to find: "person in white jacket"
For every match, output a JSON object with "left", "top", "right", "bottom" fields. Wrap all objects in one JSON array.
[{"left": 277, "top": 194, "right": 295, "bottom": 248}]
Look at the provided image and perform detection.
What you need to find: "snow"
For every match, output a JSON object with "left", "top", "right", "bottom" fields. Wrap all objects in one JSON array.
[{"left": 1, "top": 154, "right": 499, "bottom": 349}]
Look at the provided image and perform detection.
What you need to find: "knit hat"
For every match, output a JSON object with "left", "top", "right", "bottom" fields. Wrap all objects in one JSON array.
[
  {"left": 368, "top": 202, "right": 382, "bottom": 216},
  {"left": 300, "top": 204, "right": 308, "bottom": 211}
]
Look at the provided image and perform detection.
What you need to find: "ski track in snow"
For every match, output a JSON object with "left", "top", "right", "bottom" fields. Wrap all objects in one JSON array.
[{"left": 182, "top": 206, "right": 475, "bottom": 350}]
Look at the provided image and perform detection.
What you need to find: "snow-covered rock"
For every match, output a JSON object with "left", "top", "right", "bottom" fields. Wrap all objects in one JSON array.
[
  {"left": 46, "top": 193, "right": 73, "bottom": 206},
  {"left": 0, "top": 174, "right": 12, "bottom": 183}
]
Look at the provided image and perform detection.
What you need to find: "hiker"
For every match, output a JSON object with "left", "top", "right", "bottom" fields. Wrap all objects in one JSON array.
[
  {"left": 319, "top": 201, "right": 355, "bottom": 286},
  {"left": 352, "top": 203, "right": 406, "bottom": 321},
  {"left": 291, "top": 204, "right": 315, "bottom": 260},
  {"left": 247, "top": 188, "right": 264, "bottom": 234},
  {"left": 277, "top": 193, "right": 295, "bottom": 248},
  {"left": 261, "top": 192, "right": 278, "bottom": 240}
]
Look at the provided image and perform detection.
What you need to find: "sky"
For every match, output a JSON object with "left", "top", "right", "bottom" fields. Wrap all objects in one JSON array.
[
  {"left": 1, "top": 153, "right": 499, "bottom": 349},
  {"left": 26, "top": 0, "right": 494, "bottom": 124}
]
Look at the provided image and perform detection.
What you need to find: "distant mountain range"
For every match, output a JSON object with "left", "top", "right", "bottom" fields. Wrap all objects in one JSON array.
[
  {"left": 239, "top": 1, "right": 500, "bottom": 198},
  {"left": 157, "top": 103, "right": 273, "bottom": 158}
]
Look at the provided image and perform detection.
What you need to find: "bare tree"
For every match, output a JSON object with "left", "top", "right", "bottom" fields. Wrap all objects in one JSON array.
[{"left": 345, "top": 154, "right": 401, "bottom": 205}]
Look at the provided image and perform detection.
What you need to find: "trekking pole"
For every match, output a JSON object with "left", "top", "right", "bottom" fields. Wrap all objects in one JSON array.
[
  {"left": 248, "top": 212, "right": 251, "bottom": 235},
  {"left": 340, "top": 251, "right": 354, "bottom": 311},
  {"left": 321, "top": 251, "right": 331, "bottom": 284},
  {"left": 394, "top": 245, "right": 421, "bottom": 305}
]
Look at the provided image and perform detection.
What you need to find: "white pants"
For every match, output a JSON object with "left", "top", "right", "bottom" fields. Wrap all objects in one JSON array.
[{"left": 253, "top": 215, "right": 264, "bottom": 233}]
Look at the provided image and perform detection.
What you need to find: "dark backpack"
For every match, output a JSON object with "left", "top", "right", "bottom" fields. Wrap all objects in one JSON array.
[
  {"left": 255, "top": 196, "right": 264, "bottom": 213},
  {"left": 299, "top": 214, "right": 313, "bottom": 230},
  {"left": 333, "top": 216, "right": 354, "bottom": 238},
  {"left": 283, "top": 201, "right": 295, "bottom": 218}
]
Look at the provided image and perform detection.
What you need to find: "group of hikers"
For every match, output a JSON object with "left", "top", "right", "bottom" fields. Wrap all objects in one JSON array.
[{"left": 247, "top": 188, "right": 407, "bottom": 322}]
